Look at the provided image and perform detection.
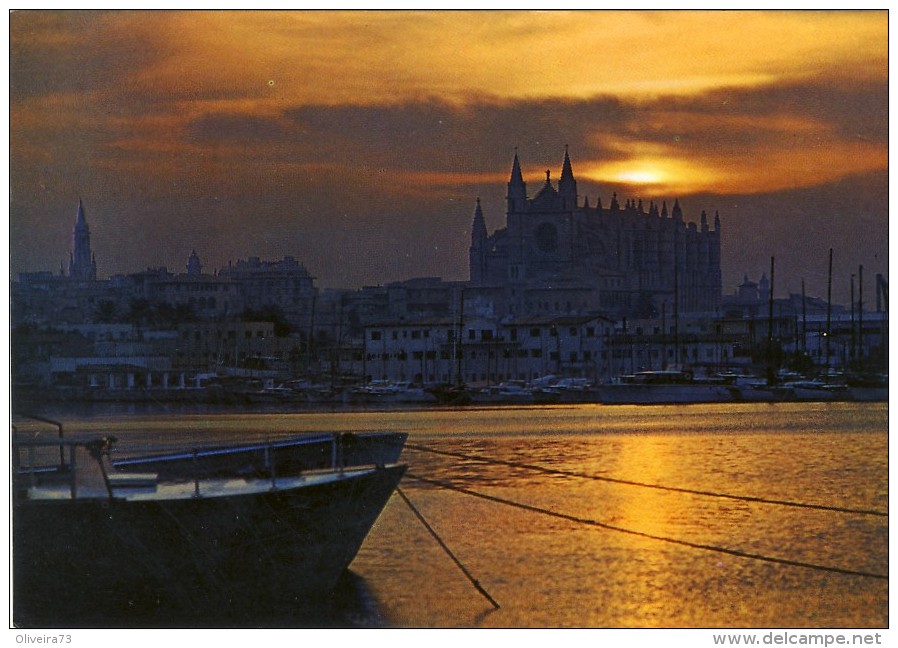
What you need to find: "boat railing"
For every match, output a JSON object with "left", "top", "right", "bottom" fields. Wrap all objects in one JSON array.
[
  {"left": 12, "top": 413, "right": 66, "bottom": 468},
  {"left": 13, "top": 434, "right": 119, "bottom": 500}
]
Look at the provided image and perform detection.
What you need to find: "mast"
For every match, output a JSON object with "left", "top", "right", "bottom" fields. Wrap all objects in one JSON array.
[
  {"left": 858, "top": 264, "right": 864, "bottom": 369},
  {"left": 825, "top": 248, "right": 832, "bottom": 372},
  {"left": 801, "top": 278, "right": 807, "bottom": 353},
  {"left": 766, "top": 256, "right": 775, "bottom": 384},
  {"left": 456, "top": 287, "right": 465, "bottom": 386},
  {"left": 850, "top": 274, "right": 856, "bottom": 363}
]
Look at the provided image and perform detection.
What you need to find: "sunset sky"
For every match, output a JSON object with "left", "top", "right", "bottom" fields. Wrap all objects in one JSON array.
[{"left": 9, "top": 10, "right": 889, "bottom": 303}]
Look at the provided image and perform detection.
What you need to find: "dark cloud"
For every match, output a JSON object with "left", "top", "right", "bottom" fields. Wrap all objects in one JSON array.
[
  {"left": 10, "top": 11, "right": 168, "bottom": 100},
  {"left": 187, "top": 113, "right": 295, "bottom": 145}
]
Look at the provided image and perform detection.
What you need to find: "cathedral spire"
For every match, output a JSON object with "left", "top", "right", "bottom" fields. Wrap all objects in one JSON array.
[
  {"left": 558, "top": 145, "right": 578, "bottom": 209},
  {"left": 672, "top": 198, "right": 684, "bottom": 222},
  {"left": 471, "top": 197, "right": 487, "bottom": 243},
  {"left": 76, "top": 198, "right": 86, "bottom": 225},
  {"left": 610, "top": 192, "right": 620, "bottom": 211},
  {"left": 470, "top": 197, "right": 489, "bottom": 284},
  {"left": 507, "top": 148, "right": 527, "bottom": 214},
  {"left": 701, "top": 210, "right": 709, "bottom": 233}
]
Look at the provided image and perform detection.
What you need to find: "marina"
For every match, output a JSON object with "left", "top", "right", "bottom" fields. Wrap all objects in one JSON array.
[{"left": 11, "top": 401, "right": 888, "bottom": 628}]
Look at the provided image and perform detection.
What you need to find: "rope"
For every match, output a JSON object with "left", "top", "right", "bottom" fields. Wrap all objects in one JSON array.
[
  {"left": 405, "top": 444, "right": 887, "bottom": 518},
  {"left": 404, "top": 472, "right": 887, "bottom": 581},
  {"left": 395, "top": 487, "right": 500, "bottom": 609}
]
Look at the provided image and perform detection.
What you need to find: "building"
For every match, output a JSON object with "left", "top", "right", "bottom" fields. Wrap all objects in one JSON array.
[
  {"left": 217, "top": 255, "right": 318, "bottom": 328},
  {"left": 468, "top": 149, "right": 722, "bottom": 318},
  {"left": 362, "top": 314, "right": 613, "bottom": 386}
]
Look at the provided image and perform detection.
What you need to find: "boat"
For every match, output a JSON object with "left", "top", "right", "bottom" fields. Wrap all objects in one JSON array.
[
  {"left": 113, "top": 431, "right": 408, "bottom": 480},
  {"left": 548, "top": 377, "right": 596, "bottom": 404},
  {"left": 425, "top": 383, "right": 473, "bottom": 406},
  {"left": 594, "top": 370, "right": 736, "bottom": 404},
  {"left": 12, "top": 434, "right": 406, "bottom": 627},
  {"left": 715, "top": 373, "right": 792, "bottom": 402},
  {"left": 845, "top": 373, "right": 888, "bottom": 402},
  {"left": 349, "top": 380, "right": 436, "bottom": 405},
  {"left": 470, "top": 381, "right": 535, "bottom": 405},
  {"left": 782, "top": 379, "right": 848, "bottom": 401}
]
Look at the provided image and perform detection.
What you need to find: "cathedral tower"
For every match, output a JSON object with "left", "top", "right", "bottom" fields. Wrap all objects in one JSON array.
[{"left": 469, "top": 198, "right": 488, "bottom": 284}]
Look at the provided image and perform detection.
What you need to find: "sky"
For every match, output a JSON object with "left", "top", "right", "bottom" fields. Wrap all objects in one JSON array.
[{"left": 8, "top": 9, "right": 889, "bottom": 304}]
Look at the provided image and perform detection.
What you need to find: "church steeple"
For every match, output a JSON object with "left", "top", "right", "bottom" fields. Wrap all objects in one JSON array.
[
  {"left": 69, "top": 199, "right": 97, "bottom": 281},
  {"left": 558, "top": 145, "right": 577, "bottom": 209},
  {"left": 507, "top": 149, "right": 527, "bottom": 214}
]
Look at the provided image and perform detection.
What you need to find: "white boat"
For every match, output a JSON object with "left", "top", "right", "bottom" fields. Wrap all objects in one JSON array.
[
  {"left": 350, "top": 380, "right": 436, "bottom": 404},
  {"left": 550, "top": 377, "right": 596, "bottom": 404},
  {"left": 782, "top": 380, "right": 848, "bottom": 401},
  {"left": 470, "top": 382, "right": 535, "bottom": 405},
  {"left": 12, "top": 434, "right": 406, "bottom": 627},
  {"left": 594, "top": 370, "right": 736, "bottom": 404}
]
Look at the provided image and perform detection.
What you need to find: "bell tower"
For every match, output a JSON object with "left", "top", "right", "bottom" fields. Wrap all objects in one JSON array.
[{"left": 68, "top": 199, "right": 97, "bottom": 281}]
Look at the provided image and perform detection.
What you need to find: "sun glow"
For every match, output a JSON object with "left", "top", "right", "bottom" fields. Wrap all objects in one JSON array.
[
  {"left": 614, "top": 169, "right": 666, "bottom": 185},
  {"left": 580, "top": 157, "right": 722, "bottom": 197}
]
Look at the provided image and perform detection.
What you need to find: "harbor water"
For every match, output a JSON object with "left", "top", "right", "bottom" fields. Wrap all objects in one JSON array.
[{"left": 25, "top": 401, "right": 888, "bottom": 628}]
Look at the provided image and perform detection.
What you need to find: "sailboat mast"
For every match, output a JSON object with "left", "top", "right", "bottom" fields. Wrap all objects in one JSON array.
[
  {"left": 825, "top": 248, "right": 833, "bottom": 372},
  {"left": 858, "top": 264, "right": 864, "bottom": 368},
  {"left": 766, "top": 256, "right": 775, "bottom": 384},
  {"left": 801, "top": 278, "right": 807, "bottom": 353}
]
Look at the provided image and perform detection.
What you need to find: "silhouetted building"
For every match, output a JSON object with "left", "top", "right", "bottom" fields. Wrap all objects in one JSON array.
[{"left": 468, "top": 149, "right": 722, "bottom": 318}]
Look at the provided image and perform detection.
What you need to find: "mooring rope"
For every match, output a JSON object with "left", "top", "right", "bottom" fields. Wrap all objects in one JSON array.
[
  {"left": 403, "top": 472, "right": 887, "bottom": 581},
  {"left": 405, "top": 444, "right": 887, "bottom": 518},
  {"left": 395, "top": 487, "right": 500, "bottom": 609}
]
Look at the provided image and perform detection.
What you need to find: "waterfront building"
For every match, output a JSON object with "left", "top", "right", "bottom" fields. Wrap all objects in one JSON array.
[{"left": 362, "top": 314, "right": 613, "bottom": 385}]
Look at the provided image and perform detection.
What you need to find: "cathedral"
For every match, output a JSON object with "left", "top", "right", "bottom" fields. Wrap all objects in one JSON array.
[{"left": 468, "top": 149, "right": 722, "bottom": 318}]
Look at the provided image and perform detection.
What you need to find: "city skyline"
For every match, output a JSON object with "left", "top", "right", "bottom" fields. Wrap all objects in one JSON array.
[{"left": 10, "top": 10, "right": 888, "bottom": 303}]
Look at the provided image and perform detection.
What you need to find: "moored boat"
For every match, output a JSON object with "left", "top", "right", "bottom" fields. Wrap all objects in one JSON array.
[
  {"left": 470, "top": 381, "right": 535, "bottom": 405},
  {"left": 594, "top": 370, "right": 736, "bottom": 404},
  {"left": 350, "top": 380, "right": 436, "bottom": 405},
  {"left": 12, "top": 434, "right": 406, "bottom": 627}
]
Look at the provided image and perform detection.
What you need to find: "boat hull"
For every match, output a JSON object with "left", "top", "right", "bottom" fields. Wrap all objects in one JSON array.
[
  {"left": 12, "top": 465, "right": 406, "bottom": 627},
  {"left": 594, "top": 383, "right": 735, "bottom": 404}
]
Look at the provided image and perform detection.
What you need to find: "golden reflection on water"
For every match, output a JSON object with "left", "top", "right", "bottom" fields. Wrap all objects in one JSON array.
[{"left": 28, "top": 401, "right": 889, "bottom": 628}]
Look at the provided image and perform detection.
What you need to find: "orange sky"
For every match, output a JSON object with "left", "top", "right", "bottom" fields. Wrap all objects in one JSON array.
[{"left": 8, "top": 10, "right": 889, "bottom": 297}]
